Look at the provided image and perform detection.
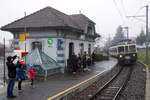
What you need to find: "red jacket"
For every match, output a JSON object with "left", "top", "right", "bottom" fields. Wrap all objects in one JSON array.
[{"left": 29, "top": 68, "right": 37, "bottom": 79}]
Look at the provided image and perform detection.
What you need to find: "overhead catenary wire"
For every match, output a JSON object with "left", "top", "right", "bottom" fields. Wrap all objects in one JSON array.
[
  {"left": 133, "top": 17, "right": 146, "bottom": 23},
  {"left": 126, "top": 6, "right": 145, "bottom": 25},
  {"left": 113, "top": 0, "right": 125, "bottom": 24},
  {"left": 121, "top": 0, "right": 127, "bottom": 17}
]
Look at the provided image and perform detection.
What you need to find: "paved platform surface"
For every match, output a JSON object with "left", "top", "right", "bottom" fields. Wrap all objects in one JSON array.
[
  {"left": 145, "top": 63, "right": 150, "bottom": 100},
  {"left": 0, "top": 58, "right": 117, "bottom": 100}
]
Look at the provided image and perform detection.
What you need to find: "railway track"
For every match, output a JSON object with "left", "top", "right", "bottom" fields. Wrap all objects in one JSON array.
[{"left": 90, "top": 65, "right": 133, "bottom": 100}]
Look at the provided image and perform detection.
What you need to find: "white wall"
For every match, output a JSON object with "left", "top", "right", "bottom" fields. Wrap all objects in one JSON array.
[
  {"left": 43, "top": 38, "right": 57, "bottom": 61},
  {"left": 65, "top": 39, "right": 94, "bottom": 60},
  {"left": 28, "top": 30, "right": 57, "bottom": 37},
  {"left": 17, "top": 30, "right": 95, "bottom": 62},
  {"left": 16, "top": 30, "right": 57, "bottom": 38}
]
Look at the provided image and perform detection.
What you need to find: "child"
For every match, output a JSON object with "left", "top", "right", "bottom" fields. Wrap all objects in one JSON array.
[
  {"left": 16, "top": 59, "right": 26, "bottom": 93},
  {"left": 29, "top": 64, "right": 37, "bottom": 88},
  {"left": 87, "top": 57, "right": 91, "bottom": 71}
]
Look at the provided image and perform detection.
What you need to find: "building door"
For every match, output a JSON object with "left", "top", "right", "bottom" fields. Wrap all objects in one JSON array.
[
  {"left": 80, "top": 43, "right": 84, "bottom": 56},
  {"left": 69, "top": 42, "right": 74, "bottom": 59},
  {"left": 32, "top": 41, "right": 42, "bottom": 51},
  {"left": 88, "top": 44, "right": 91, "bottom": 57}
]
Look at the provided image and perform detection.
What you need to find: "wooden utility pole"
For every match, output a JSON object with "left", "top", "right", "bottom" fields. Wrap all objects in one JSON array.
[{"left": 3, "top": 38, "right": 6, "bottom": 86}]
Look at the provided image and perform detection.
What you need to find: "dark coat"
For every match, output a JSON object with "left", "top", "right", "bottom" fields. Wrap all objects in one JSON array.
[
  {"left": 71, "top": 54, "right": 78, "bottom": 66},
  {"left": 6, "top": 62, "right": 17, "bottom": 78},
  {"left": 82, "top": 55, "right": 86, "bottom": 65},
  {"left": 6, "top": 56, "right": 17, "bottom": 78},
  {"left": 87, "top": 58, "right": 91, "bottom": 66}
]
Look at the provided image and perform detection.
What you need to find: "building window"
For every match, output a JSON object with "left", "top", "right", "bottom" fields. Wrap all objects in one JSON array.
[
  {"left": 88, "top": 44, "right": 91, "bottom": 57},
  {"left": 87, "top": 26, "right": 92, "bottom": 35},
  {"left": 32, "top": 41, "right": 42, "bottom": 51}
]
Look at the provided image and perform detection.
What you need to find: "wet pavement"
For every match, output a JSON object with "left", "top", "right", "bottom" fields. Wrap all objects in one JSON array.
[{"left": 0, "top": 57, "right": 117, "bottom": 100}]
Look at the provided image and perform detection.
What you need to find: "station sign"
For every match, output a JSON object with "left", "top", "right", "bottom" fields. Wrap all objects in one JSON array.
[
  {"left": 57, "top": 39, "right": 63, "bottom": 49},
  {"left": 47, "top": 38, "right": 53, "bottom": 47}
]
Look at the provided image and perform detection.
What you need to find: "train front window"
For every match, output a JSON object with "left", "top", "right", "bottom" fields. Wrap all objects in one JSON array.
[
  {"left": 118, "top": 46, "right": 124, "bottom": 53},
  {"left": 129, "top": 45, "right": 136, "bottom": 52},
  {"left": 125, "top": 46, "right": 128, "bottom": 52}
]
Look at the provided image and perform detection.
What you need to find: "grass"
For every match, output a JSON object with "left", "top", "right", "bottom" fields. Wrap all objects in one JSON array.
[{"left": 137, "top": 49, "right": 150, "bottom": 68}]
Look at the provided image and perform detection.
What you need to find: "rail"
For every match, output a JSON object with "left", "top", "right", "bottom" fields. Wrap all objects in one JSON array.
[{"left": 90, "top": 65, "right": 133, "bottom": 100}]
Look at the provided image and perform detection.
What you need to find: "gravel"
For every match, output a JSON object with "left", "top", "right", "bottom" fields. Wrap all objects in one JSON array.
[
  {"left": 71, "top": 64, "right": 121, "bottom": 100},
  {"left": 118, "top": 62, "right": 146, "bottom": 100},
  {"left": 70, "top": 62, "right": 146, "bottom": 100}
]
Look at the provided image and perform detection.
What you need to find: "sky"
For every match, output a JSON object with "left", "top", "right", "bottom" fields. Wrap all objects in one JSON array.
[{"left": 0, "top": 0, "right": 150, "bottom": 45}]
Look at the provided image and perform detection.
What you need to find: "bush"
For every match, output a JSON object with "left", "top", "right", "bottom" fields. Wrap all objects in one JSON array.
[
  {"left": 94, "top": 53, "right": 103, "bottom": 61},
  {"left": 94, "top": 53, "right": 109, "bottom": 61}
]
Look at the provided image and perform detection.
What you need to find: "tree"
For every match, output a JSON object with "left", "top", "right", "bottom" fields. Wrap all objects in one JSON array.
[
  {"left": 136, "top": 28, "right": 146, "bottom": 45},
  {"left": 111, "top": 25, "right": 126, "bottom": 45}
]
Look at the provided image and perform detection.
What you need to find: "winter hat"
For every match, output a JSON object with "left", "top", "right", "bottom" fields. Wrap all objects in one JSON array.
[
  {"left": 7, "top": 56, "right": 12, "bottom": 62},
  {"left": 19, "top": 59, "right": 24, "bottom": 64},
  {"left": 29, "top": 64, "right": 34, "bottom": 69}
]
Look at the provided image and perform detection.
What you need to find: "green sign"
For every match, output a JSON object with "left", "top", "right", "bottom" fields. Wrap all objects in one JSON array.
[{"left": 47, "top": 38, "right": 53, "bottom": 47}]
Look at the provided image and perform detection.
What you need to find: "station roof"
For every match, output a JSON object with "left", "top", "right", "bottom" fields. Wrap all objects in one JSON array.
[{"left": 1, "top": 6, "right": 96, "bottom": 34}]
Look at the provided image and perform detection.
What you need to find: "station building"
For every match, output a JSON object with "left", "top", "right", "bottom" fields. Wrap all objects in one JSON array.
[{"left": 1, "top": 7, "right": 100, "bottom": 76}]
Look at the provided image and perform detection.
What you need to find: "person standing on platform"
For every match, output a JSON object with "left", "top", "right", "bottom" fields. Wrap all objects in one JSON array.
[
  {"left": 92, "top": 52, "right": 96, "bottom": 64},
  {"left": 71, "top": 53, "right": 78, "bottom": 74},
  {"left": 87, "top": 57, "right": 91, "bottom": 71},
  {"left": 77, "top": 53, "right": 82, "bottom": 72},
  {"left": 82, "top": 52, "right": 87, "bottom": 71},
  {"left": 16, "top": 59, "right": 26, "bottom": 93},
  {"left": 6, "top": 55, "right": 17, "bottom": 98},
  {"left": 29, "top": 64, "right": 37, "bottom": 88}
]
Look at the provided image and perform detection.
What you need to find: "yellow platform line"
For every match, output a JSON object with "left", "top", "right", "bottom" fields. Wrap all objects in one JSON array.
[{"left": 47, "top": 70, "right": 106, "bottom": 100}]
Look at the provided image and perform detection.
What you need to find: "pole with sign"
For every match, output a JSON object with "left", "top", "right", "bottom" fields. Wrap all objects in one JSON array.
[{"left": 3, "top": 38, "right": 6, "bottom": 86}]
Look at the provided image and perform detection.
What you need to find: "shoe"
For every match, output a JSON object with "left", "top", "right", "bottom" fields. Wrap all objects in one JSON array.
[
  {"left": 18, "top": 90, "right": 23, "bottom": 93},
  {"left": 30, "top": 85, "right": 35, "bottom": 88},
  {"left": 11, "top": 95, "right": 17, "bottom": 98},
  {"left": 7, "top": 95, "right": 16, "bottom": 98}
]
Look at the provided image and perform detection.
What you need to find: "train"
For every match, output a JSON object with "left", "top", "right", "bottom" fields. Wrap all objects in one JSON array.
[{"left": 109, "top": 41, "right": 137, "bottom": 65}]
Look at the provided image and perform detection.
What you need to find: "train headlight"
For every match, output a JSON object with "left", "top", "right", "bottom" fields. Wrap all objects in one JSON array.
[
  {"left": 133, "top": 54, "right": 136, "bottom": 56},
  {"left": 119, "top": 55, "right": 123, "bottom": 58}
]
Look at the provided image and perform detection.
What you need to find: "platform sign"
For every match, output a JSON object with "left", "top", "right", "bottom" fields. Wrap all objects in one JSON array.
[
  {"left": 19, "top": 33, "right": 30, "bottom": 42},
  {"left": 25, "top": 33, "right": 30, "bottom": 37},
  {"left": 47, "top": 38, "right": 53, "bottom": 47},
  {"left": 19, "top": 34, "right": 25, "bottom": 42},
  {"left": 57, "top": 39, "right": 63, "bottom": 49}
]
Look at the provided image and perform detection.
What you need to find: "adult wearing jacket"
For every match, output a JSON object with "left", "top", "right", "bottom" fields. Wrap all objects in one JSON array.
[
  {"left": 82, "top": 52, "right": 87, "bottom": 70},
  {"left": 6, "top": 55, "right": 17, "bottom": 98},
  {"left": 71, "top": 53, "right": 78, "bottom": 73}
]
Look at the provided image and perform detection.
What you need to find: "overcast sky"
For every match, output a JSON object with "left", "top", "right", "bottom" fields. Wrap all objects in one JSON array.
[{"left": 0, "top": 0, "right": 150, "bottom": 44}]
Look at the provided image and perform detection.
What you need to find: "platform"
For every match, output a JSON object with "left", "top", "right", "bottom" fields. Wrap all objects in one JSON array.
[{"left": 0, "top": 57, "right": 117, "bottom": 100}]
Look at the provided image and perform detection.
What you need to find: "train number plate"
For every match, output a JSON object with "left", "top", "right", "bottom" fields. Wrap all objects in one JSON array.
[{"left": 125, "top": 56, "right": 130, "bottom": 59}]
